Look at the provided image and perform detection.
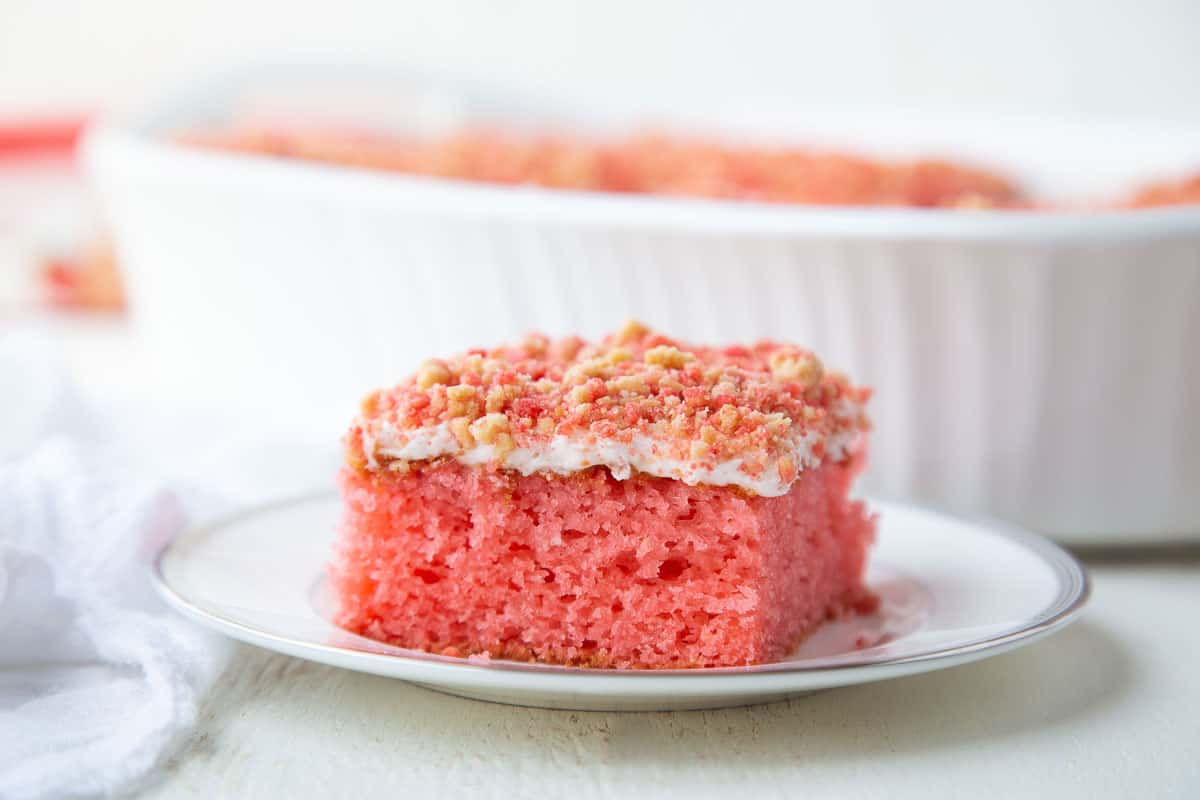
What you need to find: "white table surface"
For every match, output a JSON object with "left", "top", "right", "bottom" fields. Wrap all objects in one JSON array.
[{"left": 22, "top": 314, "right": 1200, "bottom": 800}]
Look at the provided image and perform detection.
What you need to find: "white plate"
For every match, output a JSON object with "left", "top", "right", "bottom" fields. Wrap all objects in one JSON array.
[{"left": 154, "top": 495, "right": 1088, "bottom": 711}]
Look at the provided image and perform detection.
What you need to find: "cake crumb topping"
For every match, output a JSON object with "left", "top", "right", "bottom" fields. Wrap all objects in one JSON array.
[{"left": 348, "top": 323, "right": 870, "bottom": 489}]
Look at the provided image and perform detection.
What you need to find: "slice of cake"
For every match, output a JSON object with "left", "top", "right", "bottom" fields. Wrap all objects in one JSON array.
[{"left": 333, "top": 322, "right": 876, "bottom": 669}]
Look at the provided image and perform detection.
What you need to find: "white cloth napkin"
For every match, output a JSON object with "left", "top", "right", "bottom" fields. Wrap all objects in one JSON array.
[{"left": 0, "top": 332, "right": 233, "bottom": 799}]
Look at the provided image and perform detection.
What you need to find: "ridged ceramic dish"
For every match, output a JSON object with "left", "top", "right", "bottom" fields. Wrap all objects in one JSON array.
[{"left": 84, "top": 65, "right": 1200, "bottom": 544}]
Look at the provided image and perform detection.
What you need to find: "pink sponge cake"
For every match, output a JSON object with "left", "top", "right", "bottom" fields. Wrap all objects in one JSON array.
[{"left": 334, "top": 322, "right": 876, "bottom": 669}]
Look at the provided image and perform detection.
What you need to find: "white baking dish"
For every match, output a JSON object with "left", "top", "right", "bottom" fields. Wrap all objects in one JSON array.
[{"left": 83, "top": 65, "right": 1200, "bottom": 544}]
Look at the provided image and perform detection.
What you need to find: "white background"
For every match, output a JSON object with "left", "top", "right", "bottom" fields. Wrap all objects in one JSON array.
[{"left": 3, "top": 0, "right": 1200, "bottom": 121}]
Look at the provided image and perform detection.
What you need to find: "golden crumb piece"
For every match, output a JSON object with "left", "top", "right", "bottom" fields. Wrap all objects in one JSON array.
[
  {"left": 764, "top": 413, "right": 791, "bottom": 436},
  {"left": 449, "top": 417, "right": 475, "bottom": 448},
  {"left": 480, "top": 358, "right": 505, "bottom": 381},
  {"left": 645, "top": 345, "right": 695, "bottom": 369},
  {"left": 360, "top": 390, "right": 383, "bottom": 416},
  {"left": 565, "top": 357, "right": 614, "bottom": 384},
  {"left": 417, "top": 359, "right": 452, "bottom": 390},
  {"left": 769, "top": 351, "right": 824, "bottom": 389},
  {"left": 492, "top": 432, "right": 516, "bottom": 459},
  {"left": 470, "top": 413, "right": 511, "bottom": 446},
  {"left": 461, "top": 354, "right": 485, "bottom": 375},
  {"left": 519, "top": 334, "right": 549, "bottom": 356},
  {"left": 610, "top": 374, "right": 649, "bottom": 395},
  {"left": 605, "top": 347, "right": 633, "bottom": 365},
  {"left": 486, "top": 384, "right": 519, "bottom": 413},
  {"left": 570, "top": 382, "right": 603, "bottom": 404},
  {"left": 446, "top": 384, "right": 478, "bottom": 418},
  {"left": 715, "top": 404, "right": 740, "bottom": 434},
  {"left": 659, "top": 376, "right": 685, "bottom": 392},
  {"left": 614, "top": 319, "right": 650, "bottom": 345}
]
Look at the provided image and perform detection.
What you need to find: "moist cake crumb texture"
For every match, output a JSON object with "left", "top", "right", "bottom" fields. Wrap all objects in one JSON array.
[
  {"left": 336, "top": 458, "right": 875, "bottom": 668},
  {"left": 334, "top": 322, "right": 877, "bottom": 669}
]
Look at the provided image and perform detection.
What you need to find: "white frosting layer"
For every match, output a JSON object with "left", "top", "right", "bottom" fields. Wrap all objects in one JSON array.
[{"left": 367, "top": 400, "right": 864, "bottom": 497}]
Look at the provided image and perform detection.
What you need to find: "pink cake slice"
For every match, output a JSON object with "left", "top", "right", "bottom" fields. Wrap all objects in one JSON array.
[{"left": 333, "top": 321, "right": 876, "bottom": 669}]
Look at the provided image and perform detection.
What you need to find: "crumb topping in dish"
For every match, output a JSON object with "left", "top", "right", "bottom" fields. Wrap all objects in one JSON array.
[
  {"left": 347, "top": 322, "right": 870, "bottom": 496},
  {"left": 184, "top": 129, "right": 1021, "bottom": 209},
  {"left": 186, "top": 128, "right": 1200, "bottom": 211},
  {"left": 1122, "top": 173, "right": 1200, "bottom": 209}
]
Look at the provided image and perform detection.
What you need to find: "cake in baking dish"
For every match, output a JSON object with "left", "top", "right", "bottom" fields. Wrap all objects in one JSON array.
[
  {"left": 187, "top": 128, "right": 1021, "bottom": 208},
  {"left": 188, "top": 127, "right": 1200, "bottom": 210},
  {"left": 333, "top": 322, "right": 877, "bottom": 669}
]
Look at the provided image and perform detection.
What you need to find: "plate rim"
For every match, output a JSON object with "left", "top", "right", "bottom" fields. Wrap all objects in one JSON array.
[{"left": 152, "top": 492, "right": 1090, "bottom": 688}]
